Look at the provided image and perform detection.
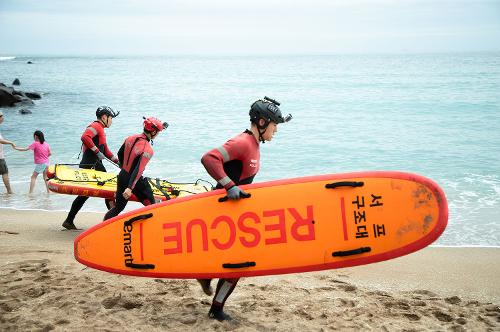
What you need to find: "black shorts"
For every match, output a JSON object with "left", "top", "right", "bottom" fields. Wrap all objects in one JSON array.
[{"left": 0, "top": 159, "right": 8, "bottom": 175}]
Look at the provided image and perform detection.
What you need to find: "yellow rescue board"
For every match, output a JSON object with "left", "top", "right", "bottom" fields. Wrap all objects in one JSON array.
[
  {"left": 47, "top": 164, "right": 211, "bottom": 201},
  {"left": 75, "top": 171, "right": 448, "bottom": 278}
]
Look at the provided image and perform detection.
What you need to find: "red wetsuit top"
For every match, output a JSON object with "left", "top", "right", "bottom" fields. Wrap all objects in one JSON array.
[
  {"left": 201, "top": 130, "right": 260, "bottom": 189},
  {"left": 81, "top": 121, "right": 115, "bottom": 164},
  {"left": 117, "top": 133, "right": 154, "bottom": 190}
]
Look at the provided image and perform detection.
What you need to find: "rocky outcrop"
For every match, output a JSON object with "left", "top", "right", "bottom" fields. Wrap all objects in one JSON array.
[
  {"left": 24, "top": 92, "right": 41, "bottom": 100},
  {"left": 0, "top": 82, "right": 41, "bottom": 107},
  {"left": 19, "top": 109, "right": 32, "bottom": 114},
  {"left": 0, "top": 86, "right": 18, "bottom": 107},
  {"left": 12, "top": 78, "right": 20, "bottom": 85}
]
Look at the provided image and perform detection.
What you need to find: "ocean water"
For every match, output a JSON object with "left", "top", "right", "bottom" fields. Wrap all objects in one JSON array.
[{"left": 0, "top": 53, "right": 499, "bottom": 247}]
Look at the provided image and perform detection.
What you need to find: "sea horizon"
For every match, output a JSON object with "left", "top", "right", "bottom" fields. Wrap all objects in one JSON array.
[{"left": 2, "top": 50, "right": 500, "bottom": 58}]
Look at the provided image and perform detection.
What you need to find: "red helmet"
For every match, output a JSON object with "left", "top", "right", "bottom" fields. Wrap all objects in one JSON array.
[{"left": 143, "top": 117, "right": 168, "bottom": 132}]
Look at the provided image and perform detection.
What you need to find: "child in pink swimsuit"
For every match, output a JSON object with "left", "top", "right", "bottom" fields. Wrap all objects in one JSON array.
[{"left": 15, "top": 130, "right": 51, "bottom": 193}]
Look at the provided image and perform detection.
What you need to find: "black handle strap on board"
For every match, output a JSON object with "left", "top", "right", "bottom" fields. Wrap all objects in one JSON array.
[
  {"left": 325, "top": 181, "right": 364, "bottom": 189},
  {"left": 125, "top": 262, "right": 155, "bottom": 269},
  {"left": 332, "top": 247, "right": 371, "bottom": 257},
  {"left": 123, "top": 213, "right": 155, "bottom": 270},
  {"left": 124, "top": 213, "right": 153, "bottom": 227},
  {"left": 146, "top": 177, "right": 171, "bottom": 200},
  {"left": 222, "top": 261, "right": 256, "bottom": 269},
  {"left": 156, "top": 178, "right": 171, "bottom": 200},
  {"left": 218, "top": 192, "right": 252, "bottom": 203}
]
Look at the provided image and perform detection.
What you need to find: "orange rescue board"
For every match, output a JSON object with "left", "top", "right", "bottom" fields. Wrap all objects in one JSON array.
[{"left": 74, "top": 171, "right": 448, "bottom": 279}]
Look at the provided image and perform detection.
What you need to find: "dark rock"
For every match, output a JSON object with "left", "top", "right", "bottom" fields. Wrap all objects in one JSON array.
[
  {"left": 12, "top": 78, "right": 20, "bottom": 86},
  {"left": 12, "top": 90, "right": 26, "bottom": 97},
  {"left": 0, "top": 85, "right": 15, "bottom": 94},
  {"left": 12, "top": 94, "right": 35, "bottom": 106},
  {"left": 0, "top": 84, "right": 40, "bottom": 107},
  {"left": 0, "top": 86, "right": 18, "bottom": 107},
  {"left": 19, "top": 109, "right": 32, "bottom": 114},
  {"left": 12, "top": 90, "right": 41, "bottom": 101},
  {"left": 24, "top": 92, "right": 41, "bottom": 100},
  {"left": 27, "top": 61, "right": 33, "bottom": 64}
]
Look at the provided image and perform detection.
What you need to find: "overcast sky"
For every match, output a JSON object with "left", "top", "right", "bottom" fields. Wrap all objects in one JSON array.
[{"left": 1, "top": 0, "right": 499, "bottom": 56}]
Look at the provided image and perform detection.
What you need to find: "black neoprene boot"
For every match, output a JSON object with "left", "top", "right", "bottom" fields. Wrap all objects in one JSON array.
[
  {"left": 197, "top": 279, "right": 213, "bottom": 296},
  {"left": 208, "top": 307, "right": 232, "bottom": 321},
  {"left": 62, "top": 219, "right": 77, "bottom": 230}
]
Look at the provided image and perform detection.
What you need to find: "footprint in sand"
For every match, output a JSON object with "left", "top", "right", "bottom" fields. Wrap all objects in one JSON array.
[
  {"left": 55, "top": 319, "right": 70, "bottom": 326},
  {"left": 367, "top": 290, "right": 392, "bottom": 298},
  {"left": 484, "top": 304, "right": 500, "bottom": 317},
  {"left": 17, "top": 259, "right": 50, "bottom": 273},
  {"left": 34, "top": 275, "right": 51, "bottom": 282},
  {"left": 403, "top": 313, "right": 421, "bottom": 321},
  {"left": 0, "top": 299, "right": 23, "bottom": 313},
  {"left": 23, "top": 287, "right": 46, "bottom": 298},
  {"left": 179, "top": 315, "right": 198, "bottom": 325},
  {"left": 336, "top": 298, "right": 357, "bottom": 307},
  {"left": 433, "top": 310, "right": 454, "bottom": 322},
  {"left": 411, "top": 289, "right": 439, "bottom": 297},
  {"left": 384, "top": 300, "right": 411, "bottom": 311},
  {"left": 445, "top": 296, "right": 462, "bottom": 305},
  {"left": 477, "top": 314, "right": 498, "bottom": 327},
  {"left": 101, "top": 295, "right": 143, "bottom": 310},
  {"left": 338, "top": 284, "right": 357, "bottom": 292},
  {"left": 294, "top": 308, "right": 314, "bottom": 320},
  {"left": 410, "top": 299, "right": 427, "bottom": 307}
]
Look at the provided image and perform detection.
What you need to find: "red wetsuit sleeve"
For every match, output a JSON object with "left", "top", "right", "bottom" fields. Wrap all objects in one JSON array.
[
  {"left": 81, "top": 123, "right": 101, "bottom": 154},
  {"left": 81, "top": 122, "right": 115, "bottom": 160},
  {"left": 128, "top": 144, "right": 154, "bottom": 190},
  {"left": 201, "top": 136, "right": 245, "bottom": 190}
]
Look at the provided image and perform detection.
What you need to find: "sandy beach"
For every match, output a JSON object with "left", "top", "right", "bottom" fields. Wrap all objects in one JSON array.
[{"left": 0, "top": 208, "right": 499, "bottom": 331}]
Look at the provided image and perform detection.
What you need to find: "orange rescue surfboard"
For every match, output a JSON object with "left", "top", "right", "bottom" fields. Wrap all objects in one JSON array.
[{"left": 74, "top": 171, "right": 448, "bottom": 279}]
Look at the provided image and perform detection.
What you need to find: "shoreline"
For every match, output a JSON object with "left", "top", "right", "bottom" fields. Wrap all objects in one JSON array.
[
  {"left": 1, "top": 208, "right": 499, "bottom": 331},
  {"left": 1, "top": 206, "right": 499, "bottom": 249}
]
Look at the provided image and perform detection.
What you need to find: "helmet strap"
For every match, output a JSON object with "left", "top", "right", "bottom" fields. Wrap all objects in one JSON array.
[
  {"left": 99, "top": 116, "right": 109, "bottom": 128},
  {"left": 256, "top": 119, "right": 270, "bottom": 143},
  {"left": 144, "top": 130, "right": 157, "bottom": 144}
]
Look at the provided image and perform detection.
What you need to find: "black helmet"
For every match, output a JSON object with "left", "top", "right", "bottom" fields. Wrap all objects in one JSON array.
[
  {"left": 249, "top": 96, "right": 292, "bottom": 124},
  {"left": 96, "top": 106, "right": 120, "bottom": 118}
]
